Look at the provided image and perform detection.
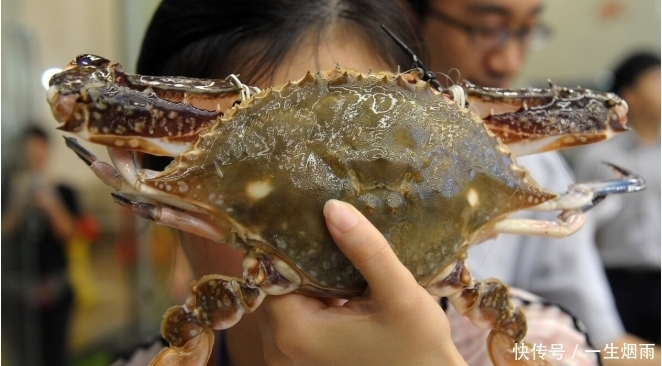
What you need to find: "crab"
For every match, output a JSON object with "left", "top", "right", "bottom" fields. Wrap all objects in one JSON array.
[{"left": 47, "top": 55, "right": 644, "bottom": 366}]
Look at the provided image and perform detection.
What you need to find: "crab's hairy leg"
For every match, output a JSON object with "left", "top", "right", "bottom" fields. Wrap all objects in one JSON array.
[
  {"left": 151, "top": 251, "right": 302, "bottom": 366},
  {"left": 464, "top": 82, "right": 628, "bottom": 156},
  {"left": 423, "top": 259, "right": 550, "bottom": 365},
  {"left": 111, "top": 193, "right": 230, "bottom": 243}
]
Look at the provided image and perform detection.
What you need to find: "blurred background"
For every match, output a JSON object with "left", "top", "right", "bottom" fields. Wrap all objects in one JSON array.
[{"left": 0, "top": 0, "right": 659, "bottom": 365}]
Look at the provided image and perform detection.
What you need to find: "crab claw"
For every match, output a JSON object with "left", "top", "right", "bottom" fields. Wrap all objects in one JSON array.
[
  {"left": 577, "top": 162, "right": 646, "bottom": 213},
  {"left": 488, "top": 332, "right": 551, "bottom": 366},
  {"left": 464, "top": 81, "right": 629, "bottom": 156},
  {"left": 592, "top": 162, "right": 646, "bottom": 194}
]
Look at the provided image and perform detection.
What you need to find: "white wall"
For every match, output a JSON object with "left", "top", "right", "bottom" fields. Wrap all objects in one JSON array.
[{"left": 516, "top": 0, "right": 661, "bottom": 88}]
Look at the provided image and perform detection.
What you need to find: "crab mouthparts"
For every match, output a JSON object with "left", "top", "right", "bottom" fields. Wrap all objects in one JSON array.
[
  {"left": 612, "top": 100, "right": 629, "bottom": 132},
  {"left": 47, "top": 87, "right": 78, "bottom": 127}
]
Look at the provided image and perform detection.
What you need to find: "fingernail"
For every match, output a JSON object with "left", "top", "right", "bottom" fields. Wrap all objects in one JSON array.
[{"left": 324, "top": 199, "right": 359, "bottom": 233}]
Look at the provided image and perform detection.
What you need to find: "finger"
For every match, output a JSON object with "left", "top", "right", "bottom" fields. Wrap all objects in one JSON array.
[
  {"left": 259, "top": 294, "right": 325, "bottom": 362},
  {"left": 263, "top": 292, "right": 325, "bottom": 319},
  {"left": 319, "top": 297, "right": 347, "bottom": 307},
  {"left": 323, "top": 199, "right": 417, "bottom": 300},
  {"left": 261, "top": 293, "right": 325, "bottom": 337},
  {"left": 256, "top": 305, "right": 295, "bottom": 366}
]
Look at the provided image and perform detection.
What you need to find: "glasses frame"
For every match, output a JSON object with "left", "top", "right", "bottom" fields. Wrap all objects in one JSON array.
[{"left": 426, "top": 7, "right": 551, "bottom": 51}]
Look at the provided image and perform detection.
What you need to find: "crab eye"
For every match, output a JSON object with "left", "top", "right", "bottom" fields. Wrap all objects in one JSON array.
[{"left": 73, "top": 54, "right": 110, "bottom": 67}]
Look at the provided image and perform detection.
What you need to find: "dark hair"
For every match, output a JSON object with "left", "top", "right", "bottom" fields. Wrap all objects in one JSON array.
[
  {"left": 611, "top": 52, "right": 661, "bottom": 94},
  {"left": 137, "top": 0, "right": 425, "bottom": 83},
  {"left": 23, "top": 125, "right": 50, "bottom": 143},
  {"left": 403, "top": 0, "right": 429, "bottom": 21}
]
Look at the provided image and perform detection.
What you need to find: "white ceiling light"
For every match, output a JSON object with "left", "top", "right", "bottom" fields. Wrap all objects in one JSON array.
[{"left": 41, "top": 68, "right": 63, "bottom": 90}]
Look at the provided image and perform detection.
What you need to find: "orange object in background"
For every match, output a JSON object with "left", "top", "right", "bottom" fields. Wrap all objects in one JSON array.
[
  {"left": 77, "top": 214, "right": 100, "bottom": 242},
  {"left": 67, "top": 214, "right": 101, "bottom": 310}
]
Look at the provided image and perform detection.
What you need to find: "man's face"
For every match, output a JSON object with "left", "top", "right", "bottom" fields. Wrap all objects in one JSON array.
[
  {"left": 26, "top": 136, "right": 49, "bottom": 171},
  {"left": 627, "top": 67, "right": 661, "bottom": 124},
  {"left": 422, "top": 0, "right": 543, "bottom": 88}
]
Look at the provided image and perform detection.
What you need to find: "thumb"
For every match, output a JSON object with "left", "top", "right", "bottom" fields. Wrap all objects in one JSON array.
[{"left": 323, "top": 199, "right": 417, "bottom": 299}]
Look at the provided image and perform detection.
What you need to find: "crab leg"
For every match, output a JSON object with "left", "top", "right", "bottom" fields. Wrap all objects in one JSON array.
[
  {"left": 152, "top": 251, "right": 303, "bottom": 366},
  {"left": 64, "top": 137, "right": 136, "bottom": 193},
  {"left": 423, "top": 259, "right": 550, "bottom": 365},
  {"left": 111, "top": 193, "right": 230, "bottom": 243},
  {"left": 492, "top": 210, "right": 586, "bottom": 238},
  {"left": 464, "top": 81, "right": 629, "bottom": 156},
  {"left": 491, "top": 163, "right": 645, "bottom": 237},
  {"left": 65, "top": 136, "right": 206, "bottom": 213},
  {"left": 530, "top": 163, "right": 645, "bottom": 212},
  {"left": 150, "top": 317, "right": 213, "bottom": 366},
  {"left": 152, "top": 275, "right": 264, "bottom": 366}
]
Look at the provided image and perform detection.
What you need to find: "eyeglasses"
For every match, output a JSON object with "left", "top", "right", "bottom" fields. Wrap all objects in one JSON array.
[{"left": 427, "top": 7, "right": 552, "bottom": 51}]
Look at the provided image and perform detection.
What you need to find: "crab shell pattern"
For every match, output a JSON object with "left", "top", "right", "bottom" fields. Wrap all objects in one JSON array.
[{"left": 47, "top": 55, "right": 641, "bottom": 366}]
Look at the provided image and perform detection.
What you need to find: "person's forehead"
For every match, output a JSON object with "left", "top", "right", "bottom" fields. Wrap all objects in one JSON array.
[
  {"left": 636, "top": 67, "right": 661, "bottom": 85},
  {"left": 27, "top": 135, "right": 49, "bottom": 145},
  {"left": 269, "top": 28, "right": 390, "bottom": 87}
]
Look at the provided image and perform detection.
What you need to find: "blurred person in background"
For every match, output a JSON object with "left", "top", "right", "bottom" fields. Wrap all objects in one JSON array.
[
  {"left": 406, "top": 0, "right": 659, "bottom": 363},
  {"left": 570, "top": 52, "right": 660, "bottom": 346},
  {"left": 2, "top": 125, "right": 80, "bottom": 366}
]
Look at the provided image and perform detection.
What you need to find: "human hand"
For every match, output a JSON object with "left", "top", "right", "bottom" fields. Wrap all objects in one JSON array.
[{"left": 258, "top": 199, "right": 467, "bottom": 366}]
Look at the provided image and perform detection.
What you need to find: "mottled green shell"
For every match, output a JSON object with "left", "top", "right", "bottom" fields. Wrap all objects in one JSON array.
[{"left": 146, "top": 68, "right": 553, "bottom": 292}]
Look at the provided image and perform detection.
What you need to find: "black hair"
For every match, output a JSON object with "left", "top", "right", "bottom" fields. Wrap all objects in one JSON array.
[
  {"left": 23, "top": 125, "right": 50, "bottom": 143},
  {"left": 610, "top": 52, "right": 660, "bottom": 94},
  {"left": 403, "top": 0, "right": 429, "bottom": 21},
  {"left": 137, "top": 0, "right": 425, "bottom": 83}
]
